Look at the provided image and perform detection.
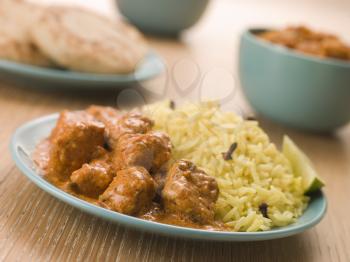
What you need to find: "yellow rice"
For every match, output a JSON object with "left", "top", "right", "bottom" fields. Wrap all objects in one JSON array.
[{"left": 144, "top": 101, "right": 309, "bottom": 232}]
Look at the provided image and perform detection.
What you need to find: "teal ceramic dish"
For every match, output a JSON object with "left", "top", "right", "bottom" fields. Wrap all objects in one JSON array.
[
  {"left": 10, "top": 114, "right": 327, "bottom": 241},
  {"left": 116, "top": 0, "right": 210, "bottom": 35},
  {"left": 0, "top": 51, "right": 164, "bottom": 89},
  {"left": 239, "top": 29, "right": 350, "bottom": 132}
]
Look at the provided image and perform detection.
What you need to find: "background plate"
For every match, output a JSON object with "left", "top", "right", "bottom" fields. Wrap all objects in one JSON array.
[
  {"left": 0, "top": 51, "right": 164, "bottom": 89},
  {"left": 10, "top": 114, "right": 327, "bottom": 241}
]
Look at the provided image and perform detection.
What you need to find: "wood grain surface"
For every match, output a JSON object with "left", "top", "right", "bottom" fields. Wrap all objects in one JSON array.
[{"left": 1, "top": 0, "right": 350, "bottom": 261}]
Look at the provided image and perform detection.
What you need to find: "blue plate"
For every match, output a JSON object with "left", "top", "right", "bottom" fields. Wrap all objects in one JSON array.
[
  {"left": 0, "top": 51, "right": 164, "bottom": 89},
  {"left": 10, "top": 114, "right": 327, "bottom": 241}
]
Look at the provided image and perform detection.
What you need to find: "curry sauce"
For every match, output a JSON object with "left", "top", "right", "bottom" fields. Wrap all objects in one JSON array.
[{"left": 33, "top": 106, "right": 227, "bottom": 231}]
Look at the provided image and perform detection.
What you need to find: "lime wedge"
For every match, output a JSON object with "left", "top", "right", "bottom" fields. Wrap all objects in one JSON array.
[{"left": 282, "top": 135, "right": 325, "bottom": 193}]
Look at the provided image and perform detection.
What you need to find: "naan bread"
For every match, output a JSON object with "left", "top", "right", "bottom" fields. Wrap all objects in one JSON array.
[
  {"left": 0, "top": 0, "right": 52, "bottom": 66},
  {"left": 31, "top": 6, "right": 148, "bottom": 74}
]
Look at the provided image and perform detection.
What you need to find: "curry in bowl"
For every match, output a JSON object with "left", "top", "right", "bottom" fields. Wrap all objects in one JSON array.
[{"left": 258, "top": 26, "right": 350, "bottom": 61}]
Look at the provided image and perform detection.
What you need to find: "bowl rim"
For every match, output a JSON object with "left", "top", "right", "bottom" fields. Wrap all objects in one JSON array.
[{"left": 243, "top": 28, "right": 350, "bottom": 69}]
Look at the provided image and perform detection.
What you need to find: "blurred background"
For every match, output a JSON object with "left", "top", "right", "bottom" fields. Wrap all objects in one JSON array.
[
  {"left": 5, "top": 0, "right": 350, "bottom": 117},
  {"left": 29, "top": 0, "right": 350, "bottom": 108}
]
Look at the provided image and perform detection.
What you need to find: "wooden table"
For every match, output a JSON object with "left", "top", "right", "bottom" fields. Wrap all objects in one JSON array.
[{"left": 1, "top": 0, "right": 350, "bottom": 261}]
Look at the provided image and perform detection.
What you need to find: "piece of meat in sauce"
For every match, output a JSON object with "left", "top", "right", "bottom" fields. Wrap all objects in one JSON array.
[
  {"left": 87, "top": 105, "right": 120, "bottom": 124},
  {"left": 162, "top": 160, "right": 219, "bottom": 224},
  {"left": 112, "top": 131, "right": 172, "bottom": 172},
  {"left": 46, "top": 111, "right": 105, "bottom": 182},
  {"left": 70, "top": 148, "right": 114, "bottom": 197},
  {"left": 99, "top": 166, "right": 156, "bottom": 215},
  {"left": 117, "top": 112, "right": 154, "bottom": 136},
  {"left": 87, "top": 106, "right": 154, "bottom": 149}
]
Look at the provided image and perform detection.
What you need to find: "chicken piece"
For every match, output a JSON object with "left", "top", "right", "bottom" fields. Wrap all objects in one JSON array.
[
  {"left": 86, "top": 105, "right": 120, "bottom": 149},
  {"left": 46, "top": 110, "right": 105, "bottom": 182},
  {"left": 107, "top": 112, "right": 154, "bottom": 148},
  {"left": 112, "top": 131, "right": 172, "bottom": 172},
  {"left": 87, "top": 105, "right": 120, "bottom": 124},
  {"left": 162, "top": 160, "right": 219, "bottom": 224},
  {"left": 87, "top": 106, "right": 154, "bottom": 149},
  {"left": 117, "top": 112, "right": 154, "bottom": 135},
  {"left": 70, "top": 150, "right": 114, "bottom": 197},
  {"left": 99, "top": 166, "right": 156, "bottom": 215}
]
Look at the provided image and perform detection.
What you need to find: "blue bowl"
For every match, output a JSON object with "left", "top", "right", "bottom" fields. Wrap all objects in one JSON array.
[
  {"left": 239, "top": 29, "right": 350, "bottom": 132},
  {"left": 116, "top": 0, "right": 210, "bottom": 35}
]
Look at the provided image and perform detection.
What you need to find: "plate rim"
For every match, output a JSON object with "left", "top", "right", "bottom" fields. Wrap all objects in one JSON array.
[
  {"left": 9, "top": 114, "right": 328, "bottom": 241},
  {"left": 0, "top": 50, "right": 165, "bottom": 84}
]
